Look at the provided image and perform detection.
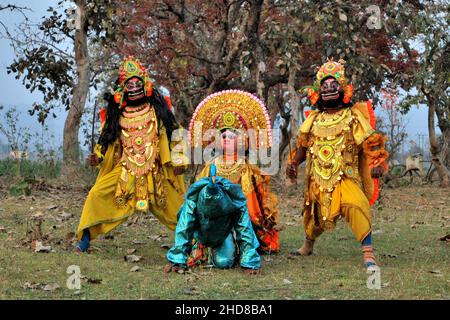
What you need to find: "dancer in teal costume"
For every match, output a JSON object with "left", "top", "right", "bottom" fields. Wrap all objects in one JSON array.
[{"left": 165, "top": 165, "right": 261, "bottom": 273}]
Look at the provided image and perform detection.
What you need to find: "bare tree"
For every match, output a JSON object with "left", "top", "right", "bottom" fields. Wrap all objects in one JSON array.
[
  {"left": 377, "top": 87, "right": 408, "bottom": 162},
  {"left": 6, "top": 0, "right": 122, "bottom": 168},
  {"left": 0, "top": 106, "right": 32, "bottom": 152},
  {"left": 386, "top": 2, "right": 450, "bottom": 187},
  {"left": 0, "top": 3, "right": 30, "bottom": 27}
]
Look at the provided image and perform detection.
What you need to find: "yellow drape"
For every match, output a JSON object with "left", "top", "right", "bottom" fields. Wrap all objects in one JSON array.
[
  {"left": 304, "top": 178, "right": 371, "bottom": 242},
  {"left": 77, "top": 126, "right": 186, "bottom": 240}
]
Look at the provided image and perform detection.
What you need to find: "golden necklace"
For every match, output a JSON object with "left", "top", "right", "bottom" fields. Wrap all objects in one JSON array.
[
  {"left": 312, "top": 108, "right": 353, "bottom": 138},
  {"left": 309, "top": 109, "right": 354, "bottom": 193},
  {"left": 115, "top": 105, "right": 160, "bottom": 212},
  {"left": 119, "top": 106, "right": 159, "bottom": 177},
  {"left": 123, "top": 104, "right": 150, "bottom": 118},
  {"left": 214, "top": 157, "right": 246, "bottom": 183}
]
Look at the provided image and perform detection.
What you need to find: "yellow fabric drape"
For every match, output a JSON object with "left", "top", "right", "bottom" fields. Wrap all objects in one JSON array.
[
  {"left": 351, "top": 108, "right": 375, "bottom": 146},
  {"left": 303, "top": 178, "right": 371, "bottom": 242},
  {"left": 77, "top": 125, "right": 186, "bottom": 240}
]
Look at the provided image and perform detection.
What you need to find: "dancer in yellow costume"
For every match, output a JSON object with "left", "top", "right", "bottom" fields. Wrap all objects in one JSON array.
[
  {"left": 286, "top": 59, "right": 389, "bottom": 268},
  {"left": 76, "top": 57, "right": 186, "bottom": 252}
]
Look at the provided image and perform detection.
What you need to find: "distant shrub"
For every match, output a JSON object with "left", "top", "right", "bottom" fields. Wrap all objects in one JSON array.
[{"left": 0, "top": 158, "right": 61, "bottom": 179}]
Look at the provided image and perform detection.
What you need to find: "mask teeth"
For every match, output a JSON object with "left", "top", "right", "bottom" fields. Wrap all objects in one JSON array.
[
  {"left": 321, "top": 91, "right": 340, "bottom": 97},
  {"left": 128, "top": 90, "right": 144, "bottom": 97}
]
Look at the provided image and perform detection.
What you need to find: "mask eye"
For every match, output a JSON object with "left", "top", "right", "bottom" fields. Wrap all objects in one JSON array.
[
  {"left": 221, "top": 132, "right": 237, "bottom": 139},
  {"left": 321, "top": 79, "right": 334, "bottom": 91},
  {"left": 126, "top": 79, "right": 142, "bottom": 89}
]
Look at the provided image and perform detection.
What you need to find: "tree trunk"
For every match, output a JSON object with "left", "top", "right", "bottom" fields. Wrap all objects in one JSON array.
[
  {"left": 274, "top": 66, "right": 302, "bottom": 165},
  {"left": 442, "top": 127, "right": 450, "bottom": 167},
  {"left": 434, "top": 103, "right": 450, "bottom": 167},
  {"left": 276, "top": 86, "right": 290, "bottom": 165},
  {"left": 424, "top": 89, "right": 449, "bottom": 187},
  {"left": 63, "top": 0, "right": 90, "bottom": 168},
  {"left": 287, "top": 66, "right": 300, "bottom": 140}
]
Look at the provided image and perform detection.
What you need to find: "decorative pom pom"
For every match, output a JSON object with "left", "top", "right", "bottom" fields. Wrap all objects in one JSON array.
[
  {"left": 145, "top": 81, "right": 153, "bottom": 97},
  {"left": 164, "top": 96, "right": 173, "bottom": 112},
  {"left": 99, "top": 108, "right": 107, "bottom": 125},
  {"left": 114, "top": 91, "right": 122, "bottom": 104},
  {"left": 306, "top": 87, "right": 320, "bottom": 105},
  {"left": 343, "top": 84, "right": 353, "bottom": 104}
]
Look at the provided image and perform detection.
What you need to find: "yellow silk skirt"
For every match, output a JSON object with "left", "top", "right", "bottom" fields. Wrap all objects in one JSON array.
[
  {"left": 304, "top": 177, "right": 371, "bottom": 242},
  {"left": 77, "top": 136, "right": 185, "bottom": 240}
]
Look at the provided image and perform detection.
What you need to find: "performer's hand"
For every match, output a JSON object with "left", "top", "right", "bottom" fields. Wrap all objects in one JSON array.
[
  {"left": 286, "top": 163, "right": 298, "bottom": 181},
  {"left": 86, "top": 153, "right": 100, "bottom": 167},
  {"left": 371, "top": 166, "right": 384, "bottom": 178},
  {"left": 173, "top": 166, "right": 186, "bottom": 176},
  {"left": 163, "top": 263, "right": 185, "bottom": 273},
  {"left": 243, "top": 268, "right": 263, "bottom": 275}
]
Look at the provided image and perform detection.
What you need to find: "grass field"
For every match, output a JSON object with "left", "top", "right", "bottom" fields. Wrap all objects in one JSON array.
[{"left": 0, "top": 176, "right": 448, "bottom": 300}]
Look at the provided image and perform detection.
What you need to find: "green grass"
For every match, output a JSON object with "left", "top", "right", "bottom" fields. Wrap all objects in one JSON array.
[
  {"left": 0, "top": 183, "right": 448, "bottom": 300},
  {"left": 0, "top": 158, "right": 61, "bottom": 180}
]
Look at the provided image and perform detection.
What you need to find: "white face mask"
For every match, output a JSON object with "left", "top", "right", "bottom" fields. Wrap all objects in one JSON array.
[{"left": 221, "top": 130, "right": 238, "bottom": 156}]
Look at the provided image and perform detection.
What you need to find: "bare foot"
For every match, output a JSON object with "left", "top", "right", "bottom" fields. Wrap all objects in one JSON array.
[
  {"left": 243, "top": 268, "right": 263, "bottom": 275},
  {"left": 163, "top": 263, "right": 185, "bottom": 273},
  {"left": 291, "top": 239, "right": 314, "bottom": 256}
]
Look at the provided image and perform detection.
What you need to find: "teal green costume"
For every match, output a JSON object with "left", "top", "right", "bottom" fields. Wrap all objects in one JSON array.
[{"left": 166, "top": 165, "right": 261, "bottom": 269}]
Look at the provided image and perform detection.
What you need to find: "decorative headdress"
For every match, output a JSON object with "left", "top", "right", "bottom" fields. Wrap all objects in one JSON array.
[
  {"left": 114, "top": 56, "right": 153, "bottom": 108},
  {"left": 304, "top": 58, "right": 353, "bottom": 105},
  {"left": 188, "top": 90, "right": 272, "bottom": 148}
]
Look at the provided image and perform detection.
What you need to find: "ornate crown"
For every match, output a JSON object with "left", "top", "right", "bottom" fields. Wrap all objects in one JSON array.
[
  {"left": 188, "top": 90, "right": 272, "bottom": 148},
  {"left": 303, "top": 58, "right": 353, "bottom": 105},
  {"left": 114, "top": 56, "right": 153, "bottom": 108}
]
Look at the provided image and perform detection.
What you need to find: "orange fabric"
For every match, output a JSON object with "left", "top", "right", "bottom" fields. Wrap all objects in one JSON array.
[
  {"left": 296, "top": 132, "right": 310, "bottom": 149},
  {"left": 352, "top": 101, "right": 376, "bottom": 130},
  {"left": 366, "top": 100, "right": 376, "bottom": 129},
  {"left": 362, "top": 133, "right": 389, "bottom": 171},
  {"left": 368, "top": 178, "right": 379, "bottom": 206},
  {"left": 361, "top": 133, "right": 389, "bottom": 205},
  {"left": 245, "top": 182, "right": 279, "bottom": 253}
]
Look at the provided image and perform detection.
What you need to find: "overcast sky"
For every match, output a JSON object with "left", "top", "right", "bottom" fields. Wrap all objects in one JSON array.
[
  {"left": 0, "top": 0, "right": 62, "bottom": 150},
  {"left": 0, "top": 0, "right": 436, "bottom": 153}
]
